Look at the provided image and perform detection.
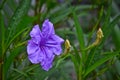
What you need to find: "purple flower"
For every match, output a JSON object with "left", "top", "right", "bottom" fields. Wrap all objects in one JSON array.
[{"left": 27, "top": 19, "right": 64, "bottom": 71}]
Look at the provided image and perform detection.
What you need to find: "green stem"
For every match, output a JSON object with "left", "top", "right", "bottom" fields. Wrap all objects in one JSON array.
[{"left": 78, "top": 62, "right": 82, "bottom": 80}]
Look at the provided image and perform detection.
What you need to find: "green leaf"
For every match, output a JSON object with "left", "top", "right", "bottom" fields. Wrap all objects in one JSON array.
[
  {"left": 72, "top": 10, "right": 86, "bottom": 65},
  {"left": 13, "top": 65, "right": 39, "bottom": 79},
  {"left": 14, "top": 41, "right": 27, "bottom": 48},
  {"left": 6, "top": 26, "right": 29, "bottom": 50},
  {"left": 70, "top": 54, "right": 79, "bottom": 79},
  {"left": 72, "top": 11, "right": 85, "bottom": 50},
  {"left": 84, "top": 51, "right": 119, "bottom": 77},
  {"left": 101, "top": 14, "right": 120, "bottom": 47},
  {"left": 72, "top": 45, "right": 81, "bottom": 64},
  {"left": 5, "top": 16, "right": 36, "bottom": 52},
  {"left": 3, "top": 46, "right": 25, "bottom": 79},
  {"left": 12, "top": 68, "right": 29, "bottom": 78},
  {"left": 6, "top": 0, "right": 31, "bottom": 48},
  {"left": 0, "top": 12, "right": 5, "bottom": 55},
  {"left": 100, "top": 0, "right": 112, "bottom": 46},
  {"left": 112, "top": 26, "right": 120, "bottom": 50},
  {"left": 55, "top": 54, "right": 70, "bottom": 68},
  {"left": 96, "top": 67, "right": 108, "bottom": 76},
  {"left": 85, "top": 47, "right": 97, "bottom": 69},
  {"left": 102, "top": 0, "right": 112, "bottom": 31},
  {"left": 49, "top": 5, "right": 94, "bottom": 24},
  {"left": 110, "top": 14, "right": 120, "bottom": 29},
  {"left": 50, "top": 7, "right": 73, "bottom": 24}
]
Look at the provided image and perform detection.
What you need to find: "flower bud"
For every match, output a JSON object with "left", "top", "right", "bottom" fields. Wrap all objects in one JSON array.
[
  {"left": 84, "top": 28, "right": 104, "bottom": 51},
  {"left": 64, "top": 39, "right": 71, "bottom": 54}
]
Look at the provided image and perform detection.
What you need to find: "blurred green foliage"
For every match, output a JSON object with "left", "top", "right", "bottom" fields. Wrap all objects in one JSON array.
[{"left": 0, "top": 0, "right": 120, "bottom": 80}]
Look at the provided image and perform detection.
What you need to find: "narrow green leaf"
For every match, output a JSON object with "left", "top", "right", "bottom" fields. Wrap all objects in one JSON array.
[
  {"left": 106, "top": 14, "right": 120, "bottom": 38},
  {"left": 55, "top": 59, "right": 64, "bottom": 68},
  {"left": 12, "top": 68, "right": 29, "bottom": 77},
  {"left": 14, "top": 41, "right": 27, "bottom": 48},
  {"left": 84, "top": 51, "right": 119, "bottom": 77},
  {"left": 6, "top": 27, "right": 29, "bottom": 50},
  {"left": 110, "top": 14, "right": 120, "bottom": 28},
  {"left": 72, "top": 10, "right": 85, "bottom": 64},
  {"left": 70, "top": 54, "right": 79, "bottom": 70},
  {"left": 50, "top": 7, "right": 73, "bottom": 24},
  {"left": 0, "top": 12, "right": 5, "bottom": 55},
  {"left": 6, "top": 16, "right": 36, "bottom": 51},
  {"left": 16, "top": 16, "right": 37, "bottom": 33},
  {"left": 6, "top": 0, "right": 31, "bottom": 47},
  {"left": 100, "top": 0, "right": 112, "bottom": 46},
  {"left": 85, "top": 47, "right": 97, "bottom": 69},
  {"left": 70, "top": 54, "right": 79, "bottom": 79},
  {"left": 72, "top": 11, "right": 85, "bottom": 50},
  {"left": 101, "top": 14, "right": 120, "bottom": 46},
  {"left": 72, "top": 45, "right": 81, "bottom": 64},
  {"left": 3, "top": 46, "right": 24, "bottom": 79},
  {"left": 13, "top": 65, "right": 39, "bottom": 79},
  {"left": 96, "top": 67, "right": 108, "bottom": 76},
  {"left": 49, "top": 5, "right": 95, "bottom": 24},
  {"left": 55, "top": 54, "right": 70, "bottom": 68},
  {"left": 112, "top": 26, "right": 120, "bottom": 50},
  {"left": 102, "top": 0, "right": 112, "bottom": 31}
]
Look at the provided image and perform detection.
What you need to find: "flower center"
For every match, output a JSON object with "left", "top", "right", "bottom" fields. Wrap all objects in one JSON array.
[{"left": 39, "top": 38, "right": 46, "bottom": 47}]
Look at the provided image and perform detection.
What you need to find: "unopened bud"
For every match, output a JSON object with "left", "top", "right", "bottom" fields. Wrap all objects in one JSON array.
[
  {"left": 93, "top": 28, "right": 104, "bottom": 46},
  {"left": 64, "top": 39, "right": 71, "bottom": 54},
  {"left": 65, "top": 39, "right": 71, "bottom": 50},
  {"left": 84, "top": 28, "right": 104, "bottom": 51},
  {"left": 97, "top": 28, "right": 104, "bottom": 39}
]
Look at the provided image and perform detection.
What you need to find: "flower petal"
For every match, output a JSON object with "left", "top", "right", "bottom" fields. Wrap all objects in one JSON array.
[
  {"left": 42, "top": 19, "right": 55, "bottom": 38},
  {"left": 41, "top": 54, "right": 55, "bottom": 71},
  {"left": 50, "top": 45, "right": 62, "bottom": 55},
  {"left": 51, "top": 34, "right": 64, "bottom": 44},
  {"left": 28, "top": 48, "right": 40, "bottom": 64},
  {"left": 45, "top": 34, "right": 64, "bottom": 55},
  {"left": 46, "top": 35, "right": 64, "bottom": 45},
  {"left": 27, "top": 40, "right": 38, "bottom": 55},
  {"left": 40, "top": 47, "right": 55, "bottom": 71},
  {"left": 27, "top": 40, "right": 44, "bottom": 64},
  {"left": 40, "top": 47, "right": 54, "bottom": 61},
  {"left": 30, "top": 24, "right": 42, "bottom": 44}
]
